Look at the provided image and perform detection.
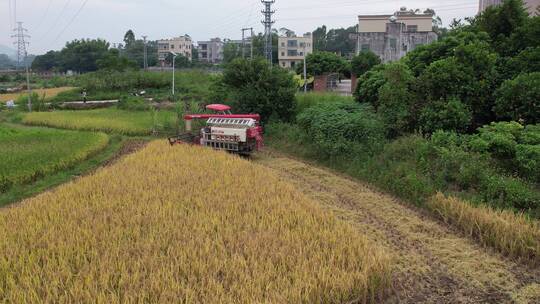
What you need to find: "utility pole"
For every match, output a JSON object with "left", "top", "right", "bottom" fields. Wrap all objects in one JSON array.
[
  {"left": 12, "top": 21, "right": 32, "bottom": 111},
  {"left": 142, "top": 35, "right": 148, "bottom": 70},
  {"left": 303, "top": 44, "right": 307, "bottom": 93},
  {"left": 242, "top": 28, "right": 253, "bottom": 59},
  {"left": 242, "top": 29, "right": 246, "bottom": 59},
  {"left": 250, "top": 28, "right": 254, "bottom": 60},
  {"left": 261, "top": 0, "right": 275, "bottom": 64}
]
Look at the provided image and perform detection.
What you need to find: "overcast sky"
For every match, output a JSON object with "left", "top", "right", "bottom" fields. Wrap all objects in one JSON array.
[{"left": 1, "top": 0, "right": 479, "bottom": 55}]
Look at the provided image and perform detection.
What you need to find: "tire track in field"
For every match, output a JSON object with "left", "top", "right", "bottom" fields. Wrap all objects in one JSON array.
[{"left": 255, "top": 151, "right": 540, "bottom": 304}]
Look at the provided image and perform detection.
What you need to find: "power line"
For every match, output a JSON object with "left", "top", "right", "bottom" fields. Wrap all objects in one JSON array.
[
  {"left": 35, "top": 0, "right": 55, "bottom": 30},
  {"left": 8, "top": 0, "right": 13, "bottom": 30},
  {"left": 277, "top": 5, "right": 478, "bottom": 22},
  {"left": 38, "top": 0, "right": 73, "bottom": 43},
  {"left": 52, "top": 0, "right": 91, "bottom": 45}
]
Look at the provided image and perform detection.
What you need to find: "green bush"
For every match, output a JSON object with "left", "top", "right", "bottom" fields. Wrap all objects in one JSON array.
[
  {"left": 494, "top": 72, "right": 540, "bottom": 124},
  {"left": 419, "top": 97, "right": 473, "bottom": 134},
  {"left": 516, "top": 144, "right": 540, "bottom": 181},
  {"left": 297, "top": 102, "right": 385, "bottom": 156},
  {"left": 376, "top": 63, "right": 416, "bottom": 137},
  {"left": 15, "top": 92, "right": 48, "bottom": 112},
  {"left": 479, "top": 175, "right": 539, "bottom": 211},
  {"left": 351, "top": 51, "right": 381, "bottom": 77},
  {"left": 295, "top": 52, "right": 348, "bottom": 76},
  {"left": 354, "top": 66, "right": 385, "bottom": 105},
  {"left": 218, "top": 58, "right": 297, "bottom": 123}
]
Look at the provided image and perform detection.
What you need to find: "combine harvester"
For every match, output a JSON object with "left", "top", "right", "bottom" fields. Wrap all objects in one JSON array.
[{"left": 168, "top": 104, "right": 264, "bottom": 155}]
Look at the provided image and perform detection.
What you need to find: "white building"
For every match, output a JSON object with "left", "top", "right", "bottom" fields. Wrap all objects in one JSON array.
[
  {"left": 278, "top": 32, "right": 313, "bottom": 69},
  {"left": 157, "top": 36, "right": 193, "bottom": 67}
]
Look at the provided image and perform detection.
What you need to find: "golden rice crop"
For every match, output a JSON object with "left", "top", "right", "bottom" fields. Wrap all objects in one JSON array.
[
  {"left": 428, "top": 193, "right": 540, "bottom": 262},
  {"left": 22, "top": 109, "right": 176, "bottom": 135},
  {"left": 0, "top": 141, "right": 392, "bottom": 303},
  {"left": 0, "top": 87, "right": 75, "bottom": 102}
]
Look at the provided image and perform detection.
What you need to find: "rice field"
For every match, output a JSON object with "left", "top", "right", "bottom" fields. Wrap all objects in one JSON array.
[
  {"left": 0, "top": 87, "right": 76, "bottom": 102},
  {"left": 22, "top": 109, "right": 177, "bottom": 135},
  {"left": 0, "top": 125, "right": 109, "bottom": 193},
  {"left": 0, "top": 141, "right": 392, "bottom": 303}
]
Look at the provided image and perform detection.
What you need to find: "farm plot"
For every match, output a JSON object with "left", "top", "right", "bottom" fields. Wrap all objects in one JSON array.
[
  {"left": 0, "top": 125, "right": 109, "bottom": 193},
  {"left": 0, "top": 87, "right": 76, "bottom": 102},
  {"left": 23, "top": 108, "right": 177, "bottom": 135},
  {"left": 0, "top": 142, "right": 391, "bottom": 303}
]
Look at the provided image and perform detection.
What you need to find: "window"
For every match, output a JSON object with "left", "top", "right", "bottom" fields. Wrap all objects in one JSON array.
[
  {"left": 282, "top": 62, "right": 286, "bottom": 67},
  {"left": 201, "top": 44, "right": 207, "bottom": 50},
  {"left": 361, "top": 44, "right": 370, "bottom": 51},
  {"left": 402, "top": 44, "right": 408, "bottom": 52},
  {"left": 281, "top": 42, "right": 285, "bottom": 47},
  {"left": 407, "top": 25, "right": 418, "bottom": 32},
  {"left": 170, "top": 45, "right": 175, "bottom": 49},
  {"left": 287, "top": 50, "right": 298, "bottom": 56},
  {"left": 299, "top": 51, "right": 304, "bottom": 56},
  {"left": 299, "top": 42, "right": 306, "bottom": 48},
  {"left": 281, "top": 52, "right": 285, "bottom": 57},
  {"left": 291, "top": 61, "right": 296, "bottom": 68},
  {"left": 287, "top": 40, "right": 298, "bottom": 47},
  {"left": 389, "top": 38, "right": 397, "bottom": 50}
]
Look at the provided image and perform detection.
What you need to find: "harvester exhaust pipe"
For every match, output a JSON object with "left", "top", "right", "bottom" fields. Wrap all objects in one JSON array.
[{"left": 185, "top": 120, "right": 192, "bottom": 132}]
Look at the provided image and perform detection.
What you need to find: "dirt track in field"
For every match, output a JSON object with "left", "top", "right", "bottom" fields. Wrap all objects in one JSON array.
[{"left": 254, "top": 150, "right": 540, "bottom": 304}]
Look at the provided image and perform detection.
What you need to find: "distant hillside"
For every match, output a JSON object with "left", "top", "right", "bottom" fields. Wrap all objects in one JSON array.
[{"left": 0, "top": 45, "right": 16, "bottom": 59}]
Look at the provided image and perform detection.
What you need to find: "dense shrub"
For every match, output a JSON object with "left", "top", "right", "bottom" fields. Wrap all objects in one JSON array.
[
  {"left": 376, "top": 63, "right": 416, "bottom": 137},
  {"left": 295, "top": 52, "right": 348, "bottom": 76},
  {"left": 419, "top": 97, "right": 472, "bottom": 134},
  {"left": 350, "top": 51, "right": 381, "bottom": 77},
  {"left": 297, "top": 102, "right": 385, "bottom": 156},
  {"left": 494, "top": 72, "right": 540, "bottom": 124},
  {"left": 218, "top": 58, "right": 297, "bottom": 123},
  {"left": 15, "top": 92, "right": 48, "bottom": 112},
  {"left": 354, "top": 66, "right": 386, "bottom": 106}
]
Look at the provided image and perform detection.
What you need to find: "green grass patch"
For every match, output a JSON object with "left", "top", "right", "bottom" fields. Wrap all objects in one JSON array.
[
  {"left": 295, "top": 92, "right": 354, "bottom": 115},
  {"left": 0, "top": 124, "right": 109, "bottom": 193},
  {"left": 22, "top": 108, "right": 178, "bottom": 136},
  {"left": 0, "top": 135, "right": 126, "bottom": 207}
]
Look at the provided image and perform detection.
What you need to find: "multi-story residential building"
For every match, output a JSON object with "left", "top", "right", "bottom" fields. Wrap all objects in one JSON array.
[
  {"left": 479, "top": 0, "right": 539, "bottom": 15},
  {"left": 157, "top": 35, "right": 193, "bottom": 67},
  {"left": 197, "top": 38, "right": 225, "bottom": 64},
  {"left": 278, "top": 32, "right": 313, "bottom": 69},
  {"left": 356, "top": 8, "right": 438, "bottom": 63}
]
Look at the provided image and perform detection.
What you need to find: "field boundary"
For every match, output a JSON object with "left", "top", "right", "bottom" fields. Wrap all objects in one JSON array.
[{"left": 262, "top": 147, "right": 540, "bottom": 264}]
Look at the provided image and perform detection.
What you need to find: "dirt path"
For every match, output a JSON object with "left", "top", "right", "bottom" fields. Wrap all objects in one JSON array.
[{"left": 254, "top": 151, "right": 540, "bottom": 304}]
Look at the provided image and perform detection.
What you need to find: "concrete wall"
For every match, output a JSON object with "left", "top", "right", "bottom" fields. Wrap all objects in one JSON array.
[
  {"left": 359, "top": 14, "right": 433, "bottom": 33},
  {"left": 314, "top": 75, "right": 328, "bottom": 92},
  {"left": 357, "top": 22, "right": 437, "bottom": 62}
]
